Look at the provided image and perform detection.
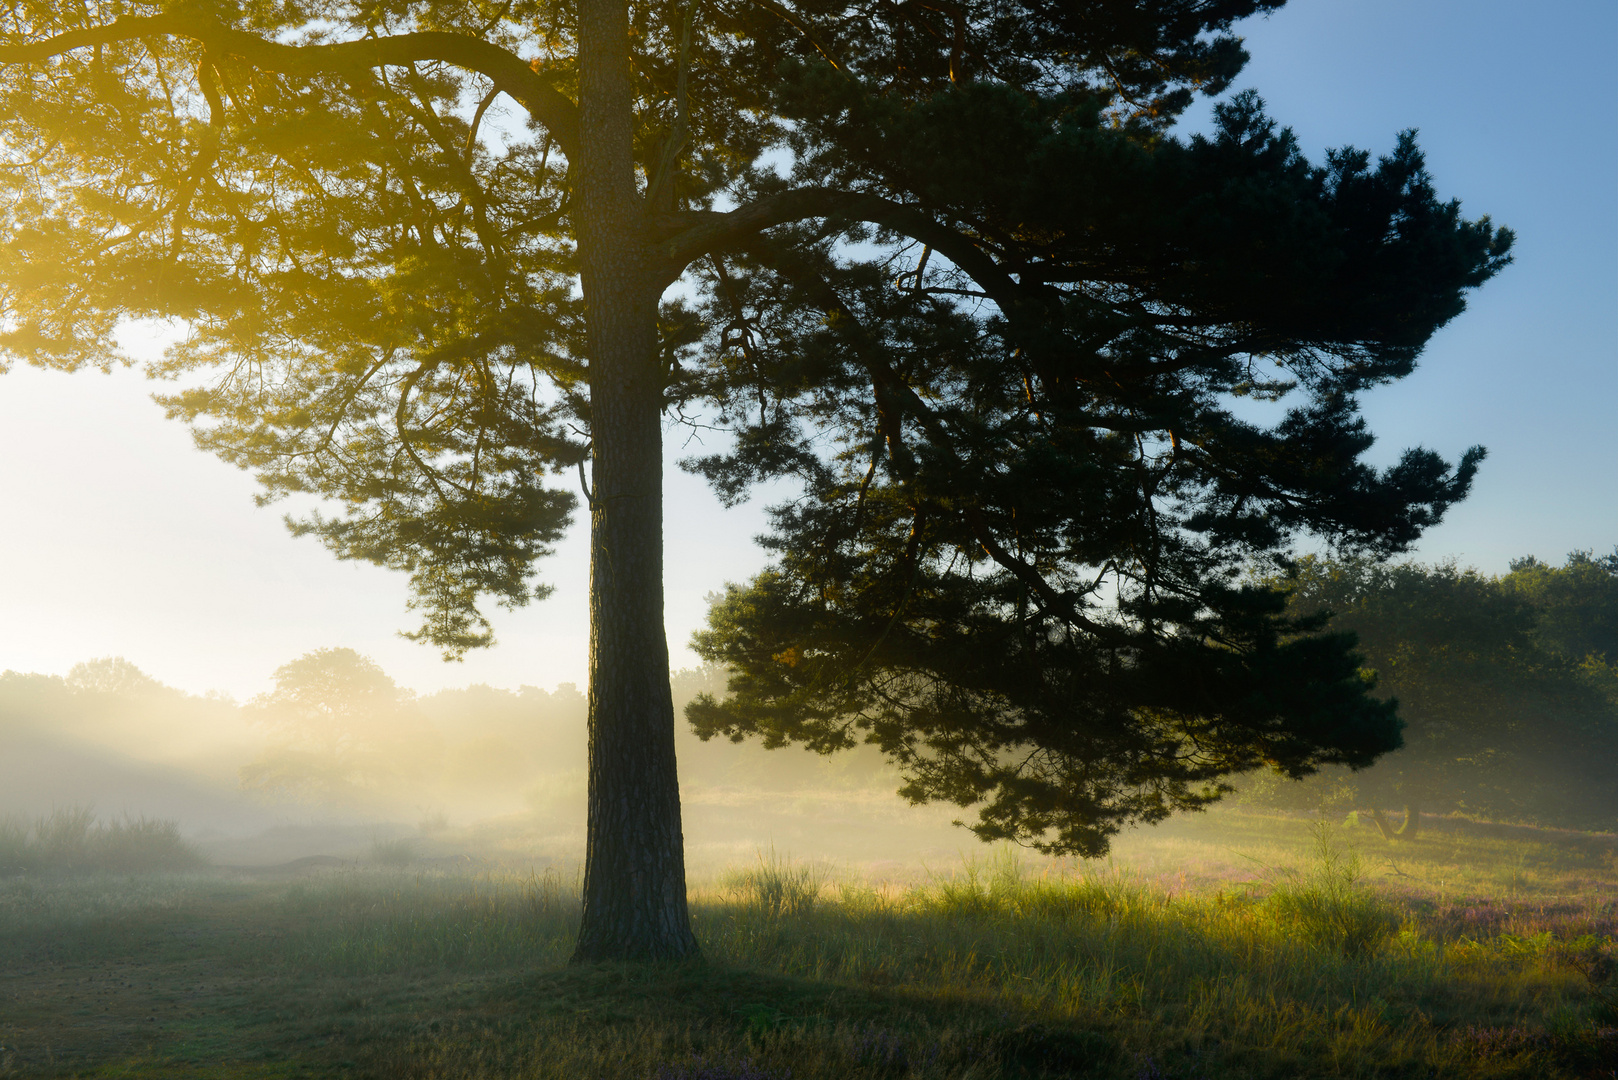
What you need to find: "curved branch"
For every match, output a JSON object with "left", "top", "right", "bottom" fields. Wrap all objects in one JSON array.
[
  {"left": 652, "top": 189, "right": 1020, "bottom": 310},
  {"left": 0, "top": 15, "right": 580, "bottom": 157},
  {"left": 395, "top": 359, "right": 475, "bottom": 502},
  {"left": 398, "top": 64, "right": 505, "bottom": 257},
  {"left": 464, "top": 85, "right": 501, "bottom": 159},
  {"left": 741, "top": 0, "right": 844, "bottom": 70}
]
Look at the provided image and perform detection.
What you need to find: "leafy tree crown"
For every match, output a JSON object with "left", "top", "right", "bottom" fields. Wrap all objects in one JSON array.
[{"left": 1, "top": 0, "right": 1511, "bottom": 852}]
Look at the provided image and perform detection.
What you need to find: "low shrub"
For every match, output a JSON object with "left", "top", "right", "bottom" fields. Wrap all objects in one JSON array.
[
  {"left": 370, "top": 836, "right": 418, "bottom": 867},
  {"left": 0, "top": 806, "right": 205, "bottom": 874}
]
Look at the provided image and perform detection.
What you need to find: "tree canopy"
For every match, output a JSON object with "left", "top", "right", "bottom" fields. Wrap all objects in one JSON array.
[
  {"left": 1504, "top": 549, "right": 1618, "bottom": 705},
  {"left": 1, "top": 0, "right": 1511, "bottom": 955},
  {"left": 238, "top": 646, "right": 430, "bottom": 806},
  {"left": 1276, "top": 554, "right": 1618, "bottom": 834}
]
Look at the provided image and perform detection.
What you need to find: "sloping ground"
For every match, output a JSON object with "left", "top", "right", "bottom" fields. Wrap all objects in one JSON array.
[
  {"left": 0, "top": 728, "right": 278, "bottom": 836},
  {"left": 1103, "top": 807, "right": 1618, "bottom": 905}
]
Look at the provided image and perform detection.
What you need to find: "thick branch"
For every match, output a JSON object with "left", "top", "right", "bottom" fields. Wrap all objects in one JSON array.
[
  {"left": 0, "top": 15, "right": 580, "bottom": 156},
  {"left": 652, "top": 190, "right": 1021, "bottom": 310}
]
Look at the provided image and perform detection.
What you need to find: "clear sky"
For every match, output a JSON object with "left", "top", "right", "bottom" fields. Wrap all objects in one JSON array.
[{"left": 0, "top": 0, "right": 1613, "bottom": 700}]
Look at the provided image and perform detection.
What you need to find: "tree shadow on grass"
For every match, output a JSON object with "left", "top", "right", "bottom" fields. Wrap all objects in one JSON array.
[{"left": 367, "top": 960, "right": 1122, "bottom": 1079}]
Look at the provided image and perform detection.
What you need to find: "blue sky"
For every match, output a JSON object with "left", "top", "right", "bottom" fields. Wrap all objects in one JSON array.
[
  {"left": 1217, "top": 0, "right": 1618, "bottom": 570},
  {"left": 0, "top": 0, "right": 1613, "bottom": 698}
]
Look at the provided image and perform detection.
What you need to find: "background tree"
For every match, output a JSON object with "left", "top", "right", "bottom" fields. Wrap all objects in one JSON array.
[
  {"left": 239, "top": 647, "right": 431, "bottom": 809},
  {"left": 1, "top": 0, "right": 1509, "bottom": 957},
  {"left": 0, "top": 658, "right": 256, "bottom": 822},
  {"left": 64, "top": 656, "right": 177, "bottom": 698},
  {"left": 1280, "top": 556, "right": 1618, "bottom": 835},
  {"left": 1504, "top": 548, "right": 1618, "bottom": 709}
]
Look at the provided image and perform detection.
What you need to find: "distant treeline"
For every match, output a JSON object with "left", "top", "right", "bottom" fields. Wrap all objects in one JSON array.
[
  {"left": 4, "top": 549, "right": 1614, "bottom": 836},
  {"left": 0, "top": 653, "right": 893, "bottom": 828},
  {"left": 1246, "top": 549, "right": 1618, "bottom": 833}
]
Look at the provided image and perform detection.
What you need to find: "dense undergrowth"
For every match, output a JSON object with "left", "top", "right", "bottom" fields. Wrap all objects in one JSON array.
[{"left": 1, "top": 817, "right": 1614, "bottom": 1078}]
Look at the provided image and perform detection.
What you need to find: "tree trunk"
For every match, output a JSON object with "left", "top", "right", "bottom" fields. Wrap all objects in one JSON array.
[
  {"left": 1371, "top": 802, "right": 1420, "bottom": 841},
  {"left": 569, "top": 0, "right": 699, "bottom": 963}
]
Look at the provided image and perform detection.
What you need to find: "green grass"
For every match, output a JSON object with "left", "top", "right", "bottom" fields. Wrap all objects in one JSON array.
[{"left": 0, "top": 811, "right": 1613, "bottom": 1078}]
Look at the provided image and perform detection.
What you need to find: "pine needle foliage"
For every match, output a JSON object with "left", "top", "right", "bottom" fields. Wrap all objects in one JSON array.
[{"left": 1, "top": 0, "right": 1512, "bottom": 867}]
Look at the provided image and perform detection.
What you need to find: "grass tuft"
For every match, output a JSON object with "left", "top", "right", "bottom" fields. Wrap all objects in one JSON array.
[
  {"left": 1258, "top": 821, "right": 1401, "bottom": 956},
  {"left": 370, "top": 835, "right": 418, "bottom": 867},
  {"left": 721, "top": 847, "right": 823, "bottom": 918}
]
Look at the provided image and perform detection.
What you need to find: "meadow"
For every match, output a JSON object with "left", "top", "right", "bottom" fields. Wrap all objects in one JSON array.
[{"left": 0, "top": 809, "right": 1614, "bottom": 1079}]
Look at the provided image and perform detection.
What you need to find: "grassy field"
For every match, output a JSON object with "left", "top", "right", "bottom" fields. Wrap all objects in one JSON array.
[{"left": 1, "top": 810, "right": 1614, "bottom": 1079}]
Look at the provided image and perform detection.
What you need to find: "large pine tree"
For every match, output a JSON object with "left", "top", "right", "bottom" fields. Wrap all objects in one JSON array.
[{"left": 0, "top": 0, "right": 1510, "bottom": 959}]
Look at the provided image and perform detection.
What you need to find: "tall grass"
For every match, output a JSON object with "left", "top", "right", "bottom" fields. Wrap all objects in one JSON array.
[
  {"left": 0, "top": 816, "right": 1609, "bottom": 1077},
  {"left": 1254, "top": 820, "right": 1402, "bottom": 956},
  {"left": 275, "top": 866, "right": 581, "bottom": 972},
  {"left": 330, "top": 829, "right": 1608, "bottom": 1077},
  {"left": 686, "top": 830, "right": 1610, "bottom": 1074},
  {"left": 720, "top": 847, "right": 824, "bottom": 918},
  {"left": 0, "top": 806, "right": 205, "bottom": 873}
]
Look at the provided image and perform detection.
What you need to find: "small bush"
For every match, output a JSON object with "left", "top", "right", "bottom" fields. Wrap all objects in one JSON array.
[
  {"left": 0, "top": 816, "right": 31, "bottom": 871},
  {"left": 94, "top": 816, "right": 205, "bottom": 872},
  {"left": 32, "top": 804, "right": 97, "bottom": 865},
  {"left": 0, "top": 807, "right": 205, "bottom": 874},
  {"left": 370, "top": 836, "right": 417, "bottom": 867}
]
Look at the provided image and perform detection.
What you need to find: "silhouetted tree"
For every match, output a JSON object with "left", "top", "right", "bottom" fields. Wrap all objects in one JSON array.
[
  {"left": 1284, "top": 556, "right": 1618, "bottom": 835},
  {"left": 1, "top": 0, "right": 1509, "bottom": 957}
]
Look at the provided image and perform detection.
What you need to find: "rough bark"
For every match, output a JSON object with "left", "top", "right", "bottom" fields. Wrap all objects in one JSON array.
[{"left": 568, "top": 0, "right": 699, "bottom": 963}]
